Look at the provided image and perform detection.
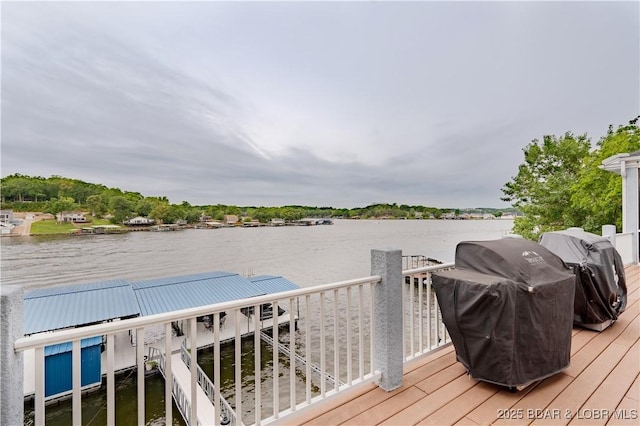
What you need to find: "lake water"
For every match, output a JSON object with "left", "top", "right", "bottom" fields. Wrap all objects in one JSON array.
[
  {"left": 2, "top": 219, "right": 514, "bottom": 290},
  {"left": 4, "top": 219, "right": 514, "bottom": 425}
]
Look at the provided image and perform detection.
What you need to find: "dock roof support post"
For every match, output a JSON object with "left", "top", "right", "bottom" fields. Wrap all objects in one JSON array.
[
  {"left": 371, "top": 248, "right": 403, "bottom": 391},
  {"left": 2, "top": 285, "right": 24, "bottom": 426}
]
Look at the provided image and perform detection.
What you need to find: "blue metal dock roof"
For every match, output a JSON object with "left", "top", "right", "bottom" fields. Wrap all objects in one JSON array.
[
  {"left": 24, "top": 280, "right": 140, "bottom": 335},
  {"left": 248, "top": 275, "right": 300, "bottom": 294},
  {"left": 131, "top": 271, "right": 279, "bottom": 316},
  {"left": 23, "top": 272, "right": 301, "bottom": 334}
]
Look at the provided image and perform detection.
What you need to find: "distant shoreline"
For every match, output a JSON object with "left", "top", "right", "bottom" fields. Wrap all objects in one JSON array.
[{"left": 2, "top": 213, "right": 515, "bottom": 238}]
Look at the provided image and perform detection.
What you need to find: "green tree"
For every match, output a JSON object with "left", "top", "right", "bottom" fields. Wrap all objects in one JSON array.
[
  {"left": 1, "top": 174, "right": 32, "bottom": 202},
  {"left": 44, "top": 197, "right": 76, "bottom": 216},
  {"left": 109, "top": 196, "right": 134, "bottom": 224},
  {"left": 135, "top": 198, "right": 158, "bottom": 217},
  {"left": 123, "top": 191, "right": 144, "bottom": 203},
  {"left": 571, "top": 124, "right": 640, "bottom": 233},
  {"left": 86, "top": 194, "right": 108, "bottom": 217},
  {"left": 184, "top": 208, "right": 202, "bottom": 223},
  {"left": 501, "top": 132, "right": 591, "bottom": 240},
  {"left": 149, "top": 203, "right": 185, "bottom": 224},
  {"left": 251, "top": 207, "right": 273, "bottom": 223}
]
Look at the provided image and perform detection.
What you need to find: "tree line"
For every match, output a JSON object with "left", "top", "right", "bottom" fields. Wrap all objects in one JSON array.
[{"left": 0, "top": 175, "right": 512, "bottom": 225}]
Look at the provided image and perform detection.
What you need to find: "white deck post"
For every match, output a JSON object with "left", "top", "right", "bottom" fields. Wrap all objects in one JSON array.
[
  {"left": 1, "top": 285, "right": 24, "bottom": 426},
  {"left": 602, "top": 224, "right": 617, "bottom": 246},
  {"left": 623, "top": 163, "right": 639, "bottom": 263},
  {"left": 371, "top": 248, "right": 403, "bottom": 391},
  {"left": 601, "top": 152, "right": 640, "bottom": 264}
]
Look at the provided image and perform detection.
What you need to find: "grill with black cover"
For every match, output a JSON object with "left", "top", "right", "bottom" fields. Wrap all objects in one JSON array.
[
  {"left": 432, "top": 238, "right": 575, "bottom": 388},
  {"left": 539, "top": 228, "right": 627, "bottom": 331}
]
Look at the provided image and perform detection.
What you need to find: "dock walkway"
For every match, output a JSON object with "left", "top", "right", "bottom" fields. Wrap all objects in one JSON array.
[{"left": 167, "top": 351, "right": 217, "bottom": 426}]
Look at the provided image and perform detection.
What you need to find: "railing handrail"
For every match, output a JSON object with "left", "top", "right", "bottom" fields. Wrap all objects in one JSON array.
[
  {"left": 402, "top": 262, "right": 455, "bottom": 277},
  {"left": 14, "top": 275, "right": 382, "bottom": 352}
]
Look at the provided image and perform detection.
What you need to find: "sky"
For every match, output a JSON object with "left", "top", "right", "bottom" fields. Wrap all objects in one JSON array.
[{"left": 1, "top": 1, "right": 639, "bottom": 209}]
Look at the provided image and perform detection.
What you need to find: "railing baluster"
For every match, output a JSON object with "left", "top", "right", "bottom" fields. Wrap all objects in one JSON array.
[
  {"left": 369, "top": 282, "right": 375, "bottom": 375},
  {"left": 34, "top": 347, "right": 44, "bottom": 426},
  {"left": 164, "top": 323, "right": 172, "bottom": 426},
  {"left": 319, "top": 292, "right": 326, "bottom": 397},
  {"left": 107, "top": 333, "right": 116, "bottom": 425},
  {"left": 418, "top": 273, "right": 424, "bottom": 352},
  {"left": 409, "top": 274, "right": 415, "bottom": 358},
  {"left": 358, "top": 284, "right": 364, "bottom": 380},
  {"left": 189, "top": 319, "right": 197, "bottom": 426},
  {"left": 72, "top": 339, "right": 81, "bottom": 425},
  {"left": 333, "top": 288, "right": 339, "bottom": 392},
  {"left": 214, "top": 313, "right": 221, "bottom": 426},
  {"left": 305, "top": 295, "right": 312, "bottom": 404},
  {"left": 273, "top": 300, "right": 280, "bottom": 418},
  {"left": 347, "top": 286, "right": 352, "bottom": 385},
  {"left": 427, "top": 272, "right": 432, "bottom": 349},
  {"left": 289, "top": 297, "right": 296, "bottom": 411},
  {"left": 402, "top": 277, "right": 407, "bottom": 360},
  {"left": 234, "top": 308, "right": 242, "bottom": 422},
  {"left": 254, "top": 303, "right": 261, "bottom": 425},
  {"left": 136, "top": 327, "right": 145, "bottom": 426}
]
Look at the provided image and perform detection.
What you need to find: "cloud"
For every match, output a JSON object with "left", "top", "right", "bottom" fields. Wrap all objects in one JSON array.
[{"left": 2, "top": 1, "right": 638, "bottom": 208}]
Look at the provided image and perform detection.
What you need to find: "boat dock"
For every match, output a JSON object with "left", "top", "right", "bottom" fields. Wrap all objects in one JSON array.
[{"left": 21, "top": 271, "right": 301, "bottom": 400}]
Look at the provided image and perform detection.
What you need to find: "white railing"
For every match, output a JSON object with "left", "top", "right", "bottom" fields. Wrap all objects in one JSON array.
[
  {"left": 614, "top": 232, "right": 636, "bottom": 265},
  {"left": 402, "top": 262, "right": 455, "bottom": 362},
  {"left": 12, "top": 251, "right": 455, "bottom": 426}
]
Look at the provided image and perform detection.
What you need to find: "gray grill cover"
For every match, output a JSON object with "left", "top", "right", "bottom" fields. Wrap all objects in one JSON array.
[
  {"left": 432, "top": 238, "right": 575, "bottom": 387},
  {"left": 539, "top": 229, "right": 627, "bottom": 329}
]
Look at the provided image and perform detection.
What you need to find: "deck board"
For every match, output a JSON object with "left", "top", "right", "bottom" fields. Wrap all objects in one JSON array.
[
  {"left": 341, "top": 386, "right": 428, "bottom": 425},
  {"left": 418, "top": 382, "right": 499, "bottom": 425},
  {"left": 288, "top": 264, "right": 639, "bottom": 426},
  {"left": 570, "top": 340, "right": 639, "bottom": 426}
]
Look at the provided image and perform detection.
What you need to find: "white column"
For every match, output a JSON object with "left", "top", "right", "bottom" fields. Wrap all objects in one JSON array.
[{"left": 622, "top": 164, "right": 639, "bottom": 263}]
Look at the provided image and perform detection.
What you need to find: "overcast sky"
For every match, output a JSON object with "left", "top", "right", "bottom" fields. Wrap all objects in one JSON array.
[{"left": 2, "top": 1, "right": 638, "bottom": 208}]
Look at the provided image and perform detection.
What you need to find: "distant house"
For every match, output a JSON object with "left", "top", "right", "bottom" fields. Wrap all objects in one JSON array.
[
  {"left": 57, "top": 211, "right": 87, "bottom": 223},
  {"left": 199, "top": 214, "right": 212, "bottom": 223},
  {"left": 223, "top": 215, "right": 239, "bottom": 226},
  {"left": 0, "top": 222, "right": 14, "bottom": 235},
  {"left": 203, "top": 221, "right": 223, "bottom": 229},
  {"left": 243, "top": 220, "right": 262, "bottom": 227},
  {"left": 0, "top": 210, "right": 14, "bottom": 224},
  {"left": 500, "top": 213, "right": 517, "bottom": 220},
  {"left": 270, "top": 218, "right": 285, "bottom": 226},
  {"left": 123, "top": 216, "right": 155, "bottom": 226}
]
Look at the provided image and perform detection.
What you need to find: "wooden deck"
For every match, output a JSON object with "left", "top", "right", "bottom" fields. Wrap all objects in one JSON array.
[{"left": 287, "top": 264, "right": 639, "bottom": 426}]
